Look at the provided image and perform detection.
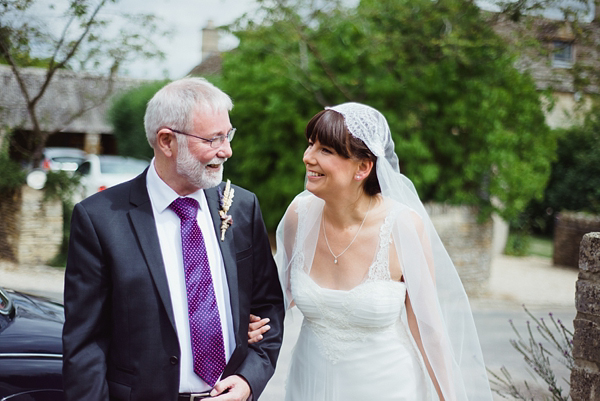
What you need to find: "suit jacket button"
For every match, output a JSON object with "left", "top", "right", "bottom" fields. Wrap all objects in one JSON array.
[{"left": 170, "top": 356, "right": 179, "bottom": 365}]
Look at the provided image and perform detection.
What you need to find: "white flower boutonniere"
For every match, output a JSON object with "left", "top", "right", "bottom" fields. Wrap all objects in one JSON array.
[{"left": 218, "top": 179, "right": 235, "bottom": 241}]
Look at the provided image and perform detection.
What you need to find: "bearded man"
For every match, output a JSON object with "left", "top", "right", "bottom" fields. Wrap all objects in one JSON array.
[{"left": 62, "top": 77, "right": 284, "bottom": 401}]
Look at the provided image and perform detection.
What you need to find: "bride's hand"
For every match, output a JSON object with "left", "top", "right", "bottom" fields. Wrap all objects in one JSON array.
[{"left": 248, "top": 314, "right": 271, "bottom": 344}]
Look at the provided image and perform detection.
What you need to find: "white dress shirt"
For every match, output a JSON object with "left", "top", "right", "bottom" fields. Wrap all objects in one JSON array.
[{"left": 146, "top": 159, "right": 235, "bottom": 392}]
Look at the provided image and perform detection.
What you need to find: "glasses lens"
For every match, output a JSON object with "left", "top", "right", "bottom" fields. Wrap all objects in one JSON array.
[
  {"left": 211, "top": 136, "right": 225, "bottom": 149},
  {"left": 228, "top": 128, "right": 236, "bottom": 142}
]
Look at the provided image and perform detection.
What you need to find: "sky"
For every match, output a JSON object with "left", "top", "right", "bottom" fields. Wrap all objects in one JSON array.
[
  {"left": 104, "top": 0, "right": 261, "bottom": 80},
  {"left": 105, "top": 0, "right": 596, "bottom": 80},
  {"left": 23, "top": 0, "right": 262, "bottom": 80}
]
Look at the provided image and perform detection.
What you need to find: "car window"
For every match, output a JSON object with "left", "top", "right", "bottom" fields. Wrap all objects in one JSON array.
[
  {"left": 76, "top": 161, "right": 91, "bottom": 175},
  {"left": 100, "top": 158, "right": 148, "bottom": 174}
]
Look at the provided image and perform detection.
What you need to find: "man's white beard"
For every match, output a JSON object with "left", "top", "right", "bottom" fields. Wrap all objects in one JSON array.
[{"left": 176, "top": 139, "right": 224, "bottom": 189}]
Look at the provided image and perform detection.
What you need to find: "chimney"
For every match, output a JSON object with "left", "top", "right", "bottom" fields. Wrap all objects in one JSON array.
[{"left": 201, "top": 20, "right": 219, "bottom": 61}]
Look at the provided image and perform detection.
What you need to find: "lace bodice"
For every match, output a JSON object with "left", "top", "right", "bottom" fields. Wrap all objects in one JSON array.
[{"left": 290, "top": 206, "right": 409, "bottom": 363}]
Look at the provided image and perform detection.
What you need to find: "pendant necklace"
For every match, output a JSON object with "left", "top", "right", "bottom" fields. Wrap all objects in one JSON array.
[{"left": 322, "top": 197, "right": 373, "bottom": 264}]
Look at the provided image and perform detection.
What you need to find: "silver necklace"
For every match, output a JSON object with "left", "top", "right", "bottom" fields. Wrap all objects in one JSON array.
[{"left": 322, "top": 197, "right": 373, "bottom": 264}]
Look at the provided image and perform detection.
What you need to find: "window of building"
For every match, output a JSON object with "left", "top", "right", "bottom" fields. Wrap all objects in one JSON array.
[{"left": 552, "top": 41, "right": 574, "bottom": 68}]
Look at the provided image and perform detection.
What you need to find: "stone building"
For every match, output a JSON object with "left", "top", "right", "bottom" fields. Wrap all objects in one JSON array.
[
  {"left": 0, "top": 65, "right": 146, "bottom": 265},
  {"left": 488, "top": 6, "right": 600, "bottom": 129}
]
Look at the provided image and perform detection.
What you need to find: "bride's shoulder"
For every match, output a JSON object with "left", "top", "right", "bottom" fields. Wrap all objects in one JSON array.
[{"left": 383, "top": 197, "right": 425, "bottom": 231}]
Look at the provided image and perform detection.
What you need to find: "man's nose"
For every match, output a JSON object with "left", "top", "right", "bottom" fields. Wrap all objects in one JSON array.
[{"left": 218, "top": 139, "right": 233, "bottom": 158}]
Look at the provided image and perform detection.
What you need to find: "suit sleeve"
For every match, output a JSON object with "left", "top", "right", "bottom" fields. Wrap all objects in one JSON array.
[
  {"left": 234, "top": 194, "right": 285, "bottom": 397},
  {"left": 62, "top": 202, "right": 111, "bottom": 400}
]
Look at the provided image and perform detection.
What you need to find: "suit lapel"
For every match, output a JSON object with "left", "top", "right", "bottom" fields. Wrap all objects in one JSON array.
[
  {"left": 128, "top": 170, "right": 177, "bottom": 331},
  {"left": 205, "top": 185, "right": 240, "bottom": 337}
]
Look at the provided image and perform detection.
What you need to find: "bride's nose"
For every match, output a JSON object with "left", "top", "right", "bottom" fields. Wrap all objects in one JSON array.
[{"left": 303, "top": 146, "right": 314, "bottom": 165}]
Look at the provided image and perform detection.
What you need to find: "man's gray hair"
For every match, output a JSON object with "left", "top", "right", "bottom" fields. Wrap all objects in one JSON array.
[{"left": 144, "top": 77, "right": 233, "bottom": 148}]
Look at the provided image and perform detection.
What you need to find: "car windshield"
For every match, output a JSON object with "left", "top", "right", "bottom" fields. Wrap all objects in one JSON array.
[
  {"left": 99, "top": 158, "right": 148, "bottom": 174},
  {"left": 52, "top": 156, "right": 85, "bottom": 164}
]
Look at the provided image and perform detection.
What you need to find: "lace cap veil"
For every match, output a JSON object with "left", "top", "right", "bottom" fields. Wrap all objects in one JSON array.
[{"left": 275, "top": 102, "right": 492, "bottom": 400}]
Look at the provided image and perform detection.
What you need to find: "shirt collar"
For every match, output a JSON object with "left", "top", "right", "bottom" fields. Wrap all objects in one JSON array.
[{"left": 147, "top": 158, "right": 205, "bottom": 214}]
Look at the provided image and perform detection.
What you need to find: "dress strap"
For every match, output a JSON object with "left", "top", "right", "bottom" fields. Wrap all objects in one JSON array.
[{"left": 368, "top": 206, "right": 399, "bottom": 281}]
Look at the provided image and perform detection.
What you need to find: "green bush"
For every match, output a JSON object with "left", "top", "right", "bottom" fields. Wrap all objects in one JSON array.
[
  {"left": 0, "top": 155, "right": 25, "bottom": 193},
  {"left": 504, "top": 231, "right": 531, "bottom": 256},
  {"left": 43, "top": 171, "right": 80, "bottom": 267},
  {"left": 525, "top": 106, "right": 600, "bottom": 235}
]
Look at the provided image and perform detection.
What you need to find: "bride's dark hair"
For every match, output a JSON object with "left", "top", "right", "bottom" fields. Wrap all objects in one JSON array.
[{"left": 305, "top": 109, "right": 381, "bottom": 196}]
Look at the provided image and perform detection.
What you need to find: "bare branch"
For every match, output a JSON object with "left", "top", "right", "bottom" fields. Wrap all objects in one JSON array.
[{"left": 31, "top": 0, "right": 109, "bottom": 108}]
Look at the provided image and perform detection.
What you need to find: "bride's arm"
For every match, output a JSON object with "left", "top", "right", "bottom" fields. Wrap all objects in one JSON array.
[
  {"left": 275, "top": 198, "right": 301, "bottom": 309},
  {"left": 406, "top": 295, "right": 445, "bottom": 401},
  {"left": 390, "top": 242, "right": 445, "bottom": 401},
  {"left": 391, "top": 209, "right": 452, "bottom": 401}
]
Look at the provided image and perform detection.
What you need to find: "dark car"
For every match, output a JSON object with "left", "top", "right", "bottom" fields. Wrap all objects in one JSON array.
[{"left": 0, "top": 287, "right": 64, "bottom": 401}]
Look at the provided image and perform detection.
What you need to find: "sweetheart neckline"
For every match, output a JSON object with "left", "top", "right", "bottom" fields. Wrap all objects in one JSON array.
[{"left": 300, "top": 268, "right": 405, "bottom": 293}]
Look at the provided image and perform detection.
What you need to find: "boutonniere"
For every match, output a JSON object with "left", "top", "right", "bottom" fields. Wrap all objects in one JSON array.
[{"left": 218, "top": 179, "right": 235, "bottom": 241}]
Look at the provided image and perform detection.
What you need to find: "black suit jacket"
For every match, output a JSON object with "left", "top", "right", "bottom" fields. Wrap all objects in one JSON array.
[{"left": 62, "top": 171, "right": 284, "bottom": 400}]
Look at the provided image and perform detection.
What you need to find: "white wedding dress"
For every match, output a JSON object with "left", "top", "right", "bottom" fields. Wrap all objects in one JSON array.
[{"left": 284, "top": 208, "right": 435, "bottom": 401}]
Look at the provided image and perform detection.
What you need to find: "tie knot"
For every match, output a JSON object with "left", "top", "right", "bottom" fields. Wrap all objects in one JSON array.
[{"left": 170, "top": 197, "right": 199, "bottom": 221}]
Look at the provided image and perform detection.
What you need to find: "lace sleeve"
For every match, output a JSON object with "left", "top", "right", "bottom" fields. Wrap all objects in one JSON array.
[{"left": 275, "top": 198, "right": 300, "bottom": 309}]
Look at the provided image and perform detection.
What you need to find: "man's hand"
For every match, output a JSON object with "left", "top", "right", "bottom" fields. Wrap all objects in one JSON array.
[
  {"left": 209, "top": 375, "right": 252, "bottom": 401},
  {"left": 248, "top": 314, "right": 270, "bottom": 344}
]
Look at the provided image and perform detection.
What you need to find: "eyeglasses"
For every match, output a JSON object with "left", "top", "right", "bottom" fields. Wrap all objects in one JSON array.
[{"left": 163, "top": 127, "right": 236, "bottom": 149}]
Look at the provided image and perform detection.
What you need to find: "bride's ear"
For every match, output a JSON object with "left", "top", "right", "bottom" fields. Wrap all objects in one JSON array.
[{"left": 354, "top": 159, "right": 374, "bottom": 181}]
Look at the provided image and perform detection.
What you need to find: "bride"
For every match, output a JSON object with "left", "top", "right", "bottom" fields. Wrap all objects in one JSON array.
[{"left": 270, "top": 103, "right": 492, "bottom": 401}]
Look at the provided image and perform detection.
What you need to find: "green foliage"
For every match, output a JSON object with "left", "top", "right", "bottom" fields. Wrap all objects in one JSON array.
[
  {"left": 220, "top": 0, "right": 555, "bottom": 230},
  {"left": 108, "top": 80, "right": 169, "bottom": 160},
  {"left": 525, "top": 105, "right": 600, "bottom": 235}
]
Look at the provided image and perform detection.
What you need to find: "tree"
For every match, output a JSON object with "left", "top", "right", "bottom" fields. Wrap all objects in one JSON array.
[
  {"left": 108, "top": 80, "right": 168, "bottom": 161},
  {"left": 0, "top": 0, "right": 167, "bottom": 168},
  {"left": 220, "top": 0, "right": 556, "bottom": 230}
]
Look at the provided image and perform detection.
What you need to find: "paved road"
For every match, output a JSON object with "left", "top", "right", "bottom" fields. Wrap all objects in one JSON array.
[{"left": 0, "top": 254, "right": 578, "bottom": 400}]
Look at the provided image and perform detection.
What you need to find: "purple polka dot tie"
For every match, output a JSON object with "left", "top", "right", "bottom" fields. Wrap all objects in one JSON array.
[{"left": 170, "top": 197, "right": 226, "bottom": 387}]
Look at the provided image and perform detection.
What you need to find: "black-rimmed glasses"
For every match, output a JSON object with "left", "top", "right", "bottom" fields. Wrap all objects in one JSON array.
[{"left": 163, "top": 127, "right": 236, "bottom": 149}]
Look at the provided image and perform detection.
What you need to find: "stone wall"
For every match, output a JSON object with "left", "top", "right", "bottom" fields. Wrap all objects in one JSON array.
[
  {"left": 554, "top": 212, "right": 600, "bottom": 268},
  {"left": 571, "top": 232, "right": 600, "bottom": 400},
  {"left": 425, "top": 203, "right": 493, "bottom": 296},
  {"left": 0, "top": 185, "right": 62, "bottom": 265},
  {"left": 0, "top": 189, "right": 22, "bottom": 261}
]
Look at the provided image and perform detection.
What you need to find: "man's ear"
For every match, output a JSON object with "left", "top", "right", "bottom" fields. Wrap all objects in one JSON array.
[
  {"left": 355, "top": 159, "right": 374, "bottom": 181},
  {"left": 156, "top": 128, "right": 176, "bottom": 158}
]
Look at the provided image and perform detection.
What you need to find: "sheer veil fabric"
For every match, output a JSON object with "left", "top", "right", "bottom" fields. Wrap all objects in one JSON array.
[{"left": 275, "top": 103, "right": 492, "bottom": 400}]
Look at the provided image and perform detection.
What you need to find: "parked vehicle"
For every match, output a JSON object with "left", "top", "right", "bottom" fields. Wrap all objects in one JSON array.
[
  {"left": 0, "top": 286, "right": 64, "bottom": 400},
  {"left": 75, "top": 154, "right": 149, "bottom": 199},
  {"left": 40, "top": 147, "right": 87, "bottom": 172}
]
